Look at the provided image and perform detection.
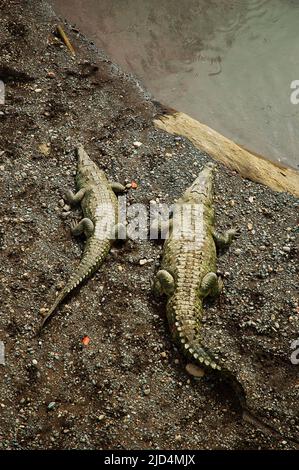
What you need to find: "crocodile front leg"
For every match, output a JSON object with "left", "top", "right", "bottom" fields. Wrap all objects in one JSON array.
[
  {"left": 212, "top": 228, "right": 238, "bottom": 250},
  {"left": 64, "top": 188, "right": 86, "bottom": 206},
  {"left": 200, "top": 272, "right": 223, "bottom": 298},
  {"left": 70, "top": 218, "right": 94, "bottom": 237},
  {"left": 110, "top": 182, "right": 127, "bottom": 194},
  {"left": 154, "top": 269, "right": 175, "bottom": 296}
]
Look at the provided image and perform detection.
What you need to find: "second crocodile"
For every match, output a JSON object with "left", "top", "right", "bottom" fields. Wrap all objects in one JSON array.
[
  {"left": 153, "top": 163, "right": 238, "bottom": 372},
  {"left": 39, "top": 145, "right": 126, "bottom": 331}
]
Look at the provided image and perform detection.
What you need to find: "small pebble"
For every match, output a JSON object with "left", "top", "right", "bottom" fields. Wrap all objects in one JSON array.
[
  {"left": 47, "top": 402, "right": 56, "bottom": 411},
  {"left": 283, "top": 246, "right": 291, "bottom": 253},
  {"left": 185, "top": 363, "right": 205, "bottom": 378},
  {"left": 38, "top": 143, "right": 50, "bottom": 156},
  {"left": 133, "top": 141, "right": 142, "bottom": 148}
]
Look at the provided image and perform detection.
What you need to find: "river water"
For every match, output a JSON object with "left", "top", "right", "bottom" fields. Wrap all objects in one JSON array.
[{"left": 51, "top": 0, "right": 299, "bottom": 169}]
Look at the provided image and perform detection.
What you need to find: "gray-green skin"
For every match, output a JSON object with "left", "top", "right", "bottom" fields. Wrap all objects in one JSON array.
[
  {"left": 39, "top": 145, "right": 126, "bottom": 331},
  {"left": 154, "top": 163, "right": 237, "bottom": 373}
]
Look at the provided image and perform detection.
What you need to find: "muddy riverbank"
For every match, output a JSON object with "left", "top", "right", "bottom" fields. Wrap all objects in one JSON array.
[
  {"left": 51, "top": 0, "right": 299, "bottom": 169},
  {"left": 0, "top": 0, "right": 298, "bottom": 450}
]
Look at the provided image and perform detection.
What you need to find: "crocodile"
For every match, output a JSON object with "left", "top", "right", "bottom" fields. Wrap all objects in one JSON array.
[
  {"left": 39, "top": 145, "right": 126, "bottom": 331},
  {"left": 153, "top": 162, "right": 238, "bottom": 373},
  {"left": 153, "top": 163, "right": 299, "bottom": 444}
]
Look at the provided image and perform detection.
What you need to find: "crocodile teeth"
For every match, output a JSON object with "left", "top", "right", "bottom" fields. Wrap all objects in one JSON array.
[
  {"left": 189, "top": 348, "right": 194, "bottom": 354},
  {"left": 204, "top": 360, "right": 210, "bottom": 366},
  {"left": 175, "top": 322, "right": 180, "bottom": 327},
  {"left": 193, "top": 353, "right": 198, "bottom": 359},
  {"left": 184, "top": 343, "right": 190, "bottom": 350},
  {"left": 211, "top": 362, "right": 217, "bottom": 369},
  {"left": 181, "top": 338, "right": 186, "bottom": 344}
]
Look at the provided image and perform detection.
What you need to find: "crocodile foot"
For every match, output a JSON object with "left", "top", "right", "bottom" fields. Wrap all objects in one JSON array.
[
  {"left": 64, "top": 188, "right": 86, "bottom": 206},
  {"left": 70, "top": 217, "right": 94, "bottom": 237},
  {"left": 110, "top": 182, "right": 127, "bottom": 194},
  {"left": 200, "top": 272, "right": 223, "bottom": 298},
  {"left": 154, "top": 269, "right": 175, "bottom": 296},
  {"left": 213, "top": 227, "right": 240, "bottom": 250}
]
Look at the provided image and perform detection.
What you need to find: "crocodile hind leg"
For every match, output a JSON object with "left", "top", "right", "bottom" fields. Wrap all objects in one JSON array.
[
  {"left": 200, "top": 272, "right": 223, "bottom": 298},
  {"left": 212, "top": 228, "right": 239, "bottom": 250},
  {"left": 154, "top": 269, "right": 175, "bottom": 296},
  {"left": 70, "top": 218, "right": 94, "bottom": 237},
  {"left": 64, "top": 188, "right": 86, "bottom": 206}
]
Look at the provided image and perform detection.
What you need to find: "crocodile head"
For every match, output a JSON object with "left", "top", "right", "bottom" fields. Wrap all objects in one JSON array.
[
  {"left": 76, "top": 145, "right": 95, "bottom": 168},
  {"left": 182, "top": 162, "right": 215, "bottom": 203},
  {"left": 76, "top": 145, "right": 107, "bottom": 185}
]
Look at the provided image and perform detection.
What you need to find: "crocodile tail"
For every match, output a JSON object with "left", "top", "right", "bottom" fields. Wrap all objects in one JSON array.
[
  {"left": 38, "top": 238, "right": 110, "bottom": 333},
  {"left": 185, "top": 332, "right": 247, "bottom": 407},
  {"left": 38, "top": 288, "right": 69, "bottom": 332},
  {"left": 167, "top": 296, "right": 221, "bottom": 371}
]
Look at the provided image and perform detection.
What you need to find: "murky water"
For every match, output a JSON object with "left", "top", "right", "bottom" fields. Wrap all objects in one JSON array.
[{"left": 51, "top": 0, "right": 299, "bottom": 169}]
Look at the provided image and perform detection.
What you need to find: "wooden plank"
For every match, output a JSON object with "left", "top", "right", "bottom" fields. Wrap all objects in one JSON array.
[{"left": 154, "top": 112, "right": 299, "bottom": 198}]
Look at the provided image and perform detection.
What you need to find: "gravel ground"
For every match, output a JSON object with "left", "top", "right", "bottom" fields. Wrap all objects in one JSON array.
[{"left": 0, "top": 0, "right": 298, "bottom": 450}]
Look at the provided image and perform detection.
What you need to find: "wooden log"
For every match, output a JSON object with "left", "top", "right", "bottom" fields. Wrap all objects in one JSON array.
[{"left": 154, "top": 112, "right": 299, "bottom": 198}]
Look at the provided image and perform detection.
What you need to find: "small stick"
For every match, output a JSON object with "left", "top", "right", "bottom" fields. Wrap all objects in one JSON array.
[{"left": 56, "top": 24, "right": 76, "bottom": 56}]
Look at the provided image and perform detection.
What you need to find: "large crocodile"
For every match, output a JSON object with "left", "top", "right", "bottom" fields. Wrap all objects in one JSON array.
[
  {"left": 39, "top": 145, "right": 126, "bottom": 331},
  {"left": 153, "top": 163, "right": 299, "bottom": 444},
  {"left": 153, "top": 163, "right": 237, "bottom": 373}
]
